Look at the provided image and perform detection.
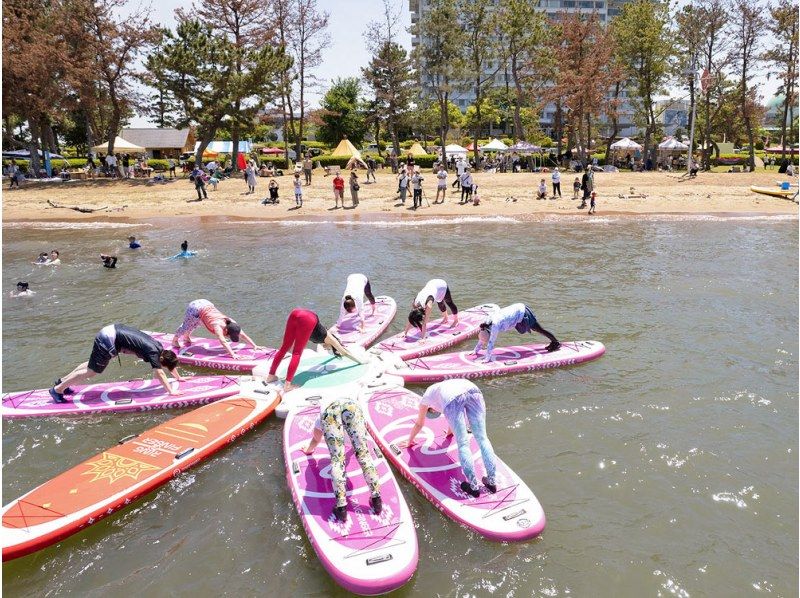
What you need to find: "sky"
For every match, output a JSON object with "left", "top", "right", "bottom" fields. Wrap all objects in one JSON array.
[{"left": 129, "top": 0, "right": 780, "bottom": 128}]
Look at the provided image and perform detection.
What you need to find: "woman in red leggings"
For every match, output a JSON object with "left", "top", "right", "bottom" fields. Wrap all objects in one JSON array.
[{"left": 267, "top": 308, "right": 363, "bottom": 391}]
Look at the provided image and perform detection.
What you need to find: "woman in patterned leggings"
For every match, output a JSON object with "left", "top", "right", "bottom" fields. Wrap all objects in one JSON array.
[{"left": 303, "top": 398, "right": 382, "bottom": 522}]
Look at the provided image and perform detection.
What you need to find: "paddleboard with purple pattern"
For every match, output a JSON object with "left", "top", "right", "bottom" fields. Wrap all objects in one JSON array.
[
  {"left": 1, "top": 375, "right": 241, "bottom": 418},
  {"left": 148, "top": 331, "right": 285, "bottom": 373},
  {"left": 329, "top": 296, "right": 397, "bottom": 348},
  {"left": 284, "top": 404, "right": 418, "bottom": 595},
  {"left": 393, "top": 340, "right": 606, "bottom": 384},
  {"left": 363, "top": 386, "right": 546, "bottom": 541},
  {"left": 370, "top": 304, "right": 498, "bottom": 361}
]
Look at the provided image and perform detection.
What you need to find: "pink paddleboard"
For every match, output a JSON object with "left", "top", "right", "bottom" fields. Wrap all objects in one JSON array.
[
  {"left": 363, "top": 387, "right": 546, "bottom": 541},
  {"left": 284, "top": 404, "right": 418, "bottom": 595},
  {"left": 370, "top": 304, "right": 498, "bottom": 361},
  {"left": 329, "top": 296, "right": 397, "bottom": 348},
  {"left": 1, "top": 375, "right": 241, "bottom": 418},
  {"left": 393, "top": 340, "right": 606, "bottom": 384},
  {"left": 148, "top": 331, "right": 277, "bottom": 373}
]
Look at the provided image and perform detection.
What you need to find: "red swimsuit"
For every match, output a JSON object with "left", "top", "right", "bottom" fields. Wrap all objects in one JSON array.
[{"left": 269, "top": 309, "right": 326, "bottom": 382}]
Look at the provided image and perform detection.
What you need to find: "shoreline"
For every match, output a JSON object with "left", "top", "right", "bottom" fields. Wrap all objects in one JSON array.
[{"left": 3, "top": 170, "right": 797, "bottom": 223}]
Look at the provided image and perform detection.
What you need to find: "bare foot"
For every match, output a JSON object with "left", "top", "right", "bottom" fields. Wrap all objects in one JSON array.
[
  {"left": 265, "top": 374, "right": 279, "bottom": 383},
  {"left": 284, "top": 382, "right": 299, "bottom": 393},
  {"left": 449, "top": 319, "right": 459, "bottom": 328}
]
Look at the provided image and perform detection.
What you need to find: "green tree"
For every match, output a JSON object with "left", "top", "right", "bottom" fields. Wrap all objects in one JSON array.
[
  {"left": 464, "top": 97, "right": 501, "bottom": 135},
  {"left": 496, "top": 0, "right": 549, "bottom": 141},
  {"left": 318, "top": 78, "right": 367, "bottom": 146},
  {"left": 763, "top": 0, "right": 798, "bottom": 159},
  {"left": 411, "top": 0, "right": 467, "bottom": 165},
  {"left": 147, "top": 19, "right": 287, "bottom": 165},
  {"left": 613, "top": 0, "right": 675, "bottom": 166}
]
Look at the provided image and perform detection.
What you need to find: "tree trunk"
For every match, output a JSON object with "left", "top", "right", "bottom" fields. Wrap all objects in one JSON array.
[
  {"left": 231, "top": 122, "right": 240, "bottom": 173},
  {"left": 554, "top": 102, "right": 563, "bottom": 163},
  {"left": 511, "top": 53, "right": 524, "bottom": 141},
  {"left": 28, "top": 115, "right": 42, "bottom": 175}
]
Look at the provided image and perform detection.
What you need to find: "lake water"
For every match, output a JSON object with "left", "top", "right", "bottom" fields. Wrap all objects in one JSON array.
[{"left": 2, "top": 214, "right": 797, "bottom": 596}]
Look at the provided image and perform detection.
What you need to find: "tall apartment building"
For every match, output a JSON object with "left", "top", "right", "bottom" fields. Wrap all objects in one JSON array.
[{"left": 409, "top": 0, "right": 638, "bottom": 140}]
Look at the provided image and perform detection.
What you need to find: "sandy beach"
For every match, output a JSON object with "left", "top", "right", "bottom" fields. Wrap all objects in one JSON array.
[{"left": 2, "top": 169, "right": 797, "bottom": 222}]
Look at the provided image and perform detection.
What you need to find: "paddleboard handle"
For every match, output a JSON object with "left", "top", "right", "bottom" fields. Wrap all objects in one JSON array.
[
  {"left": 389, "top": 443, "right": 401, "bottom": 455},
  {"left": 502, "top": 509, "right": 526, "bottom": 521},
  {"left": 306, "top": 396, "right": 322, "bottom": 403},
  {"left": 254, "top": 389, "right": 273, "bottom": 396},
  {"left": 183, "top": 351, "right": 193, "bottom": 356},
  {"left": 366, "top": 553, "right": 393, "bottom": 566},
  {"left": 114, "top": 398, "right": 134, "bottom": 405},
  {"left": 118, "top": 434, "right": 139, "bottom": 444},
  {"left": 292, "top": 460, "right": 300, "bottom": 474},
  {"left": 175, "top": 447, "right": 195, "bottom": 460},
  {"left": 504, "top": 360, "right": 518, "bottom": 366}
]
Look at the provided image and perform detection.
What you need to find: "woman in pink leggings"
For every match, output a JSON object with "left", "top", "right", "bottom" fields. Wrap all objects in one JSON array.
[{"left": 266, "top": 308, "right": 363, "bottom": 391}]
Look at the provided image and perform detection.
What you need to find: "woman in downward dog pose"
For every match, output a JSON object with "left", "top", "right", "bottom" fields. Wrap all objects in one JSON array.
[
  {"left": 266, "top": 308, "right": 364, "bottom": 392},
  {"left": 472, "top": 303, "right": 560, "bottom": 362},
  {"left": 338, "top": 273, "right": 377, "bottom": 333},
  {"left": 303, "top": 397, "right": 383, "bottom": 522},
  {"left": 173, "top": 299, "right": 262, "bottom": 359},
  {"left": 400, "top": 379, "right": 497, "bottom": 498},
  {"left": 405, "top": 278, "right": 459, "bottom": 339}
]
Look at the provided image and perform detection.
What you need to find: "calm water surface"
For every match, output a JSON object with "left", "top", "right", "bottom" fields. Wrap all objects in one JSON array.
[{"left": 2, "top": 214, "right": 797, "bottom": 596}]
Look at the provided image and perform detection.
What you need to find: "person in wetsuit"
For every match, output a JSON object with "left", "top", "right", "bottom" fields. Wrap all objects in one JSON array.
[
  {"left": 472, "top": 303, "right": 560, "bottom": 362},
  {"left": 265, "top": 308, "right": 364, "bottom": 392},
  {"left": 49, "top": 324, "right": 183, "bottom": 403},
  {"left": 404, "top": 278, "right": 459, "bottom": 339}
]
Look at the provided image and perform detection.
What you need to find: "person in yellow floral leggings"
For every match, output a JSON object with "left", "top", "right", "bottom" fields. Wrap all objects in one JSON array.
[{"left": 303, "top": 398, "right": 383, "bottom": 522}]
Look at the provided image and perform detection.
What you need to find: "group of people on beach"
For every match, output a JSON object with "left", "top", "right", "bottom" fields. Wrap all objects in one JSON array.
[{"left": 43, "top": 268, "right": 561, "bottom": 522}]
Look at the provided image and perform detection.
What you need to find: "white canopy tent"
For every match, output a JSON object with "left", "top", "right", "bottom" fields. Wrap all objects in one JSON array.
[
  {"left": 482, "top": 138, "right": 508, "bottom": 151},
  {"left": 91, "top": 137, "right": 146, "bottom": 154},
  {"left": 658, "top": 137, "right": 689, "bottom": 151},
  {"left": 609, "top": 137, "right": 643, "bottom": 151},
  {"left": 444, "top": 144, "right": 468, "bottom": 156}
]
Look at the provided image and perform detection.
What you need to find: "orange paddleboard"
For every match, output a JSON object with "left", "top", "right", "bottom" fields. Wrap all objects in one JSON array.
[{"left": 2, "top": 387, "right": 279, "bottom": 561}]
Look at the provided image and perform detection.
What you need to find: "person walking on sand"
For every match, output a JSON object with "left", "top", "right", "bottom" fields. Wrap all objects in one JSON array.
[
  {"left": 399, "top": 379, "right": 497, "bottom": 498},
  {"left": 435, "top": 164, "right": 448, "bottom": 203},
  {"left": 8, "top": 160, "right": 21, "bottom": 189},
  {"left": 192, "top": 164, "right": 208, "bottom": 200},
  {"left": 332, "top": 171, "right": 345, "bottom": 208},
  {"left": 588, "top": 191, "right": 597, "bottom": 214},
  {"left": 411, "top": 169, "right": 424, "bottom": 210},
  {"left": 366, "top": 157, "right": 377, "bottom": 183},
  {"left": 573, "top": 176, "right": 581, "bottom": 199},
  {"left": 349, "top": 170, "right": 360, "bottom": 207},
  {"left": 293, "top": 174, "right": 303, "bottom": 207},
  {"left": 303, "top": 154, "right": 313, "bottom": 185},
  {"left": 245, "top": 162, "right": 257, "bottom": 194},
  {"left": 551, "top": 167, "right": 562, "bottom": 198},
  {"left": 405, "top": 278, "right": 459, "bottom": 339}
]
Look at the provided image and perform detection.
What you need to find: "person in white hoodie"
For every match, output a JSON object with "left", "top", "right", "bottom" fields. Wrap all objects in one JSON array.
[{"left": 551, "top": 167, "right": 562, "bottom": 198}]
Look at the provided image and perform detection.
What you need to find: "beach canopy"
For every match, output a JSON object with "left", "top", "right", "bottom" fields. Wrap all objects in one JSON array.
[
  {"left": 610, "top": 137, "right": 643, "bottom": 150},
  {"left": 194, "top": 141, "right": 251, "bottom": 154},
  {"left": 261, "top": 147, "right": 284, "bottom": 155},
  {"left": 658, "top": 137, "right": 689, "bottom": 151},
  {"left": 507, "top": 141, "right": 540, "bottom": 153},
  {"left": 331, "top": 138, "right": 362, "bottom": 158},
  {"left": 482, "top": 138, "right": 508, "bottom": 151},
  {"left": 407, "top": 142, "right": 427, "bottom": 156},
  {"left": 444, "top": 143, "right": 468, "bottom": 155},
  {"left": 91, "top": 136, "right": 145, "bottom": 154}
]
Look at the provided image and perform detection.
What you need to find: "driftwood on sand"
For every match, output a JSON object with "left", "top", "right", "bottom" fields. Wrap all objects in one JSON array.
[{"left": 47, "top": 199, "right": 110, "bottom": 213}]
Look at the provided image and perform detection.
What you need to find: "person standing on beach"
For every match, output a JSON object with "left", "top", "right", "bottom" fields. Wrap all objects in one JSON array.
[
  {"left": 192, "top": 164, "right": 208, "bottom": 200},
  {"left": 349, "top": 170, "right": 360, "bottom": 207},
  {"left": 245, "top": 162, "right": 257, "bottom": 194},
  {"left": 8, "top": 160, "right": 21, "bottom": 189},
  {"left": 168, "top": 157, "right": 176, "bottom": 178},
  {"left": 573, "top": 177, "right": 581, "bottom": 199},
  {"left": 303, "top": 154, "right": 313, "bottom": 185},
  {"left": 332, "top": 171, "right": 345, "bottom": 208},
  {"left": 389, "top": 153, "right": 398, "bottom": 174},
  {"left": 453, "top": 159, "right": 465, "bottom": 189},
  {"left": 49, "top": 325, "right": 184, "bottom": 403},
  {"left": 580, "top": 168, "right": 593, "bottom": 206},
  {"left": 397, "top": 170, "right": 409, "bottom": 205},
  {"left": 411, "top": 170, "right": 424, "bottom": 210},
  {"left": 551, "top": 167, "right": 562, "bottom": 198},
  {"left": 434, "top": 164, "right": 448, "bottom": 203},
  {"left": 472, "top": 303, "right": 560, "bottom": 361},
  {"left": 293, "top": 174, "right": 303, "bottom": 207},
  {"left": 459, "top": 168, "right": 473, "bottom": 204},
  {"left": 366, "top": 157, "right": 376, "bottom": 183},
  {"left": 588, "top": 191, "right": 597, "bottom": 214}
]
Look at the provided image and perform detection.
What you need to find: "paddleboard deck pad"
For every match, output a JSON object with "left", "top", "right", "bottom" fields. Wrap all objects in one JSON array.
[
  {"left": 284, "top": 404, "right": 418, "bottom": 595},
  {"left": 2, "top": 388, "right": 279, "bottom": 561},
  {"left": 392, "top": 341, "right": 605, "bottom": 384},
  {"left": 370, "top": 304, "right": 498, "bottom": 361},
  {"left": 363, "top": 387, "right": 546, "bottom": 541},
  {"left": 329, "top": 295, "right": 397, "bottom": 348},
  {"left": 148, "top": 331, "right": 298, "bottom": 373},
  {"left": 1, "top": 375, "right": 241, "bottom": 418}
]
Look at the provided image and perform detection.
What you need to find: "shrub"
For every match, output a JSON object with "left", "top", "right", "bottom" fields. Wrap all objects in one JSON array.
[
  {"left": 146, "top": 159, "right": 170, "bottom": 171},
  {"left": 591, "top": 152, "right": 606, "bottom": 164},
  {"left": 259, "top": 156, "right": 291, "bottom": 169},
  {"left": 407, "top": 153, "right": 439, "bottom": 168}
]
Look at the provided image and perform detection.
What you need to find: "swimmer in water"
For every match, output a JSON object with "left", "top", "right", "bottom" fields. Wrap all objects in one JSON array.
[
  {"left": 34, "top": 252, "right": 48, "bottom": 264},
  {"left": 128, "top": 236, "right": 141, "bottom": 249},
  {"left": 10, "top": 281, "right": 34, "bottom": 297},
  {"left": 49, "top": 324, "right": 184, "bottom": 403},
  {"left": 169, "top": 240, "right": 197, "bottom": 259},
  {"left": 266, "top": 308, "right": 365, "bottom": 392},
  {"left": 172, "top": 299, "right": 264, "bottom": 359},
  {"left": 404, "top": 278, "right": 459, "bottom": 340},
  {"left": 39, "top": 250, "right": 60, "bottom": 265},
  {"left": 338, "top": 273, "right": 377, "bottom": 333},
  {"left": 101, "top": 254, "right": 118, "bottom": 268},
  {"left": 472, "top": 303, "right": 560, "bottom": 362}
]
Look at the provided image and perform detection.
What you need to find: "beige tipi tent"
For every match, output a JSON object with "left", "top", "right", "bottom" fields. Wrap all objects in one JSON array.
[
  {"left": 407, "top": 142, "right": 427, "bottom": 157},
  {"left": 331, "top": 138, "right": 362, "bottom": 158},
  {"left": 91, "top": 136, "right": 145, "bottom": 154}
]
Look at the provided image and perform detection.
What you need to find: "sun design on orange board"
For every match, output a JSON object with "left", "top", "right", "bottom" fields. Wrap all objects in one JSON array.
[{"left": 80, "top": 452, "right": 160, "bottom": 484}]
